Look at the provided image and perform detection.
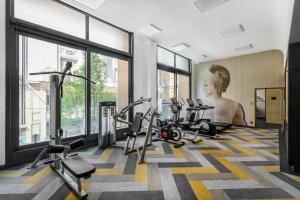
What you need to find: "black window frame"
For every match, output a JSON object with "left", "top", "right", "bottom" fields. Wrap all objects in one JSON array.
[
  {"left": 5, "top": 0, "right": 134, "bottom": 167},
  {"left": 156, "top": 45, "right": 192, "bottom": 106}
]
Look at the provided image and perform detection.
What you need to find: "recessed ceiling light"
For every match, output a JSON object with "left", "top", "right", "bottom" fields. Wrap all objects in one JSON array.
[
  {"left": 74, "top": 0, "right": 106, "bottom": 10},
  {"left": 173, "top": 43, "right": 190, "bottom": 51},
  {"left": 138, "top": 24, "right": 162, "bottom": 37},
  {"left": 235, "top": 43, "right": 253, "bottom": 52},
  {"left": 193, "top": 0, "right": 229, "bottom": 13},
  {"left": 220, "top": 25, "right": 245, "bottom": 39}
]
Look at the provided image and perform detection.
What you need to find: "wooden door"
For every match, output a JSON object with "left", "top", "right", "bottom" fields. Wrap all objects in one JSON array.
[{"left": 266, "top": 88, "right": 284, "bottom": 124}]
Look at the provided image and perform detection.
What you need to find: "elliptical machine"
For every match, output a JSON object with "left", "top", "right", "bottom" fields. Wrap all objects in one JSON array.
[{"left": 181, "top": 99, "right": 219, "bottom": 143}]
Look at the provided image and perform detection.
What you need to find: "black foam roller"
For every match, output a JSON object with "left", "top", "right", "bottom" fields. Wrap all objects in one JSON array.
[
  {"left": 69, "top": 139, "right": 85, "bottom": 150},
  {"left": 48, "top": 145, "right": 65, "bottom": 153}
]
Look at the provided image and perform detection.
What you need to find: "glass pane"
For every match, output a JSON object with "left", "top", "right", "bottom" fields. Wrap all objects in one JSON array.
[
  {"left": 157, "top": 70, "right": 175, "bottom": 121},
  {"left": 60, "top": 49, "right": 86, "bottom": 138},
  {"left": 19, "top": 35, "right": 86, "bottom": 145},
  {"left": 89, "top": 18, "right": 129, "bottom": 53},
  {"left": 177, "top": 74, "right": 190, "bottom": 117},
  {"left": 157, "top": 47, "right": 175, "bottom": 67},
  {"left": 90, "top": 53, "right": 129, "bottom": 134},
  {"left": 15, "top": 0, "right": 86, "bottom": 39},
  {"left": 176, "top": 55, "right": 190, "bottom": 71}
]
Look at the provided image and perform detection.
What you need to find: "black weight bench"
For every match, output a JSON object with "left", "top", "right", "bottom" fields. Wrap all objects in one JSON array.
[
  {"left": 62, "top": 156, "right": 95, "bottom": 179},
  {"left": 60, "top": 156, "right": 95, "bottom": 199}
]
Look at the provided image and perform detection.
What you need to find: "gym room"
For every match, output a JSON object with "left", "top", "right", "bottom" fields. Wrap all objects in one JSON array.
[{"left": 1, "top": 0, "right": 300, "bottom": 199}]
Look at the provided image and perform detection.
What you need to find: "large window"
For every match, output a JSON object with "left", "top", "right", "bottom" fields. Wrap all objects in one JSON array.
[
  {"left": 19, "top": 36, "right": 86, "bottom": 145},
  {"left": 157, "top": 70, "right": 175, "bottom": 120},
  {"left": 157, "top": 46, "right": 191, "bottom": 120},
  {"left": 7, "top": 0, "right": 133, "bottom": 162},
  {"left": 90, "top": 53, "right": 129, "bottom": 134},
  {"left": 89, "top": 18, "right": 130, "bottom": 53},
  {"left": 15, "top": 0, "right": 86, "bottom": 39}
]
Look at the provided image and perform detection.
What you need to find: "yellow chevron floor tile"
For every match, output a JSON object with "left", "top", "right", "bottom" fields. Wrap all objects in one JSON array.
[
  {"left": 0, "top": 169, "right": 27, "bottom": 177},
  {"left": 216, "top": 157, "right": 252, "bottom": 179},
  {"left": 171, "top": 146, "right": 184, "bottom": 157},
  {"left": 243, "top": 137, "right": 261, "bottom": 144},
  {"left": 99, "top": 148, "right": 114, "bottom": 161},
  {"left": 230, "top": 144, "right": 257, "bottom": 156},
  {"left": 146, "top": 150, "right": 164, "bottom": 155},
  {"left": 260, "top": 166, "right": 280, "bottom": 172},
  {"left": 171, "top": 167, "right": 219, "bottom": 174},
  {"left": 267, "top": 148, "right": 279, "bottom": 153},
  {"left": 200, "top": 149, "right": 235, "bottom": 155},
  {"left": 134, "top": 163, "right": 148, "bottom": 182},
  {"left": 64, "top": 183, "right": 90, "bottom": 200},
  {"left": 94, "top": 168, "right": 123, "bottom": 176},
  {"left": 25, "top": 166, "right": 52, "bottom": 184},
  {"left": 189, "top": 180, "right": 214, "bottom": 200}
]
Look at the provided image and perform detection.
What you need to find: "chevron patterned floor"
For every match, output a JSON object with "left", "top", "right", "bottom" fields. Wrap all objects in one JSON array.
[{"left": 1, "top": 127, "right": 300, "bottom": 200}]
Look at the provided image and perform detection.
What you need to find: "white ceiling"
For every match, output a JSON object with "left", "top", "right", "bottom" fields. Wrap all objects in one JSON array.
[{"left": 61, "top": 0, "right": 294, "bottom": 62}]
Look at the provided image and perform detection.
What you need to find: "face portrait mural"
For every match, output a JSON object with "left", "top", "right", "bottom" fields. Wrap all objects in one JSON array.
[{"left": 202, "top": 65, "right": 246, "bottom": 126}]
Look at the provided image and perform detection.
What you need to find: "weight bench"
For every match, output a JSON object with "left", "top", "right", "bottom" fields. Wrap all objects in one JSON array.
[
  {"left": 60, "top": 156, "right": 95, "bottom": 199},
  {"left": 30, "top": 139, "right": 96, "bottom": 199}
]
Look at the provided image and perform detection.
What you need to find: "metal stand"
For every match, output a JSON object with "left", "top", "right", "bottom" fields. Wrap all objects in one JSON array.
[{"left": 98, "top": 102, "right": 117, "bottom": 149}]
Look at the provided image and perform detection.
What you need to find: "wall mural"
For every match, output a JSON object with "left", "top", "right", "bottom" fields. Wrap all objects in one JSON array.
[
  {"left": 194, "top": 50, "right": 284, "bottom": 126},
  {"left": 201, "top": 65, "right": 246, "bottom": 126}
]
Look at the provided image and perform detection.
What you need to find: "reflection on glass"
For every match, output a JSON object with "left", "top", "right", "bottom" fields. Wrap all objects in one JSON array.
[
  {"left": 157, "top": 70, "right": 175, "bottom": 121},
  {"left": 90, "top": 53, "right": 129, "bottom": 134},
  {"left": 19, "top": 36, "right": 86, "bottom": 145}
]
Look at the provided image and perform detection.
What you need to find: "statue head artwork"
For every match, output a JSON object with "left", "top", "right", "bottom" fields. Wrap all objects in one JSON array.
[{"left": 203, "top": 64, "right": 230, "bottom": 97}]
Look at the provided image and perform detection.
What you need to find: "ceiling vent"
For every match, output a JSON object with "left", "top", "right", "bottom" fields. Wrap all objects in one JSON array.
[
  {"left": 235, "top": 43, "right": 253, "bottom": 52},
  {"left": 138, "top": 24, "right": 162, "bottom": 37},
  {"left": 173, "top": 43, "right": 190, "bottom": 51},
  {"left": 220, "top": 25, "right": 245, "bottom": 38},
  {"left": 193, "top": 0, "right": 229, "bottom": 13},
  {"left": 74, "top": 0, "right": 106, "bottom": 10}
]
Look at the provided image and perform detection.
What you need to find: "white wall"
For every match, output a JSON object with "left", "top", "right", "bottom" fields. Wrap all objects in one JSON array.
[
  {"left": 0, "top": 0, "right": 5, "bottom": 166},
  {"left": 133, "top": 34, "right": 157, "bottom": 113}
]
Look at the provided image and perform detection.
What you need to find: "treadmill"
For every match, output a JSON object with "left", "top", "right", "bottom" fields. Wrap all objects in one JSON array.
[{"left": 195, "top": 99, "right": 232, "bottom": 133}]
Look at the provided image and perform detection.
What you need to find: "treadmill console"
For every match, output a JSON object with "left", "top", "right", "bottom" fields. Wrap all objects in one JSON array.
[
  {"left": 186, "top": 99, "right": 195, "bottom": 107},
  {"left": 196, "top": 99, "right": 203, "bottom": 106}
]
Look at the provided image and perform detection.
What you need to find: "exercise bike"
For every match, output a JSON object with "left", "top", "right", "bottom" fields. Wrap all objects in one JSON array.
[
  {"left": 153, "top": 101, "right": 185, "bottom": 148},
  {"left": 155, "top": 117, "right": 184, "bottom": 148}
]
